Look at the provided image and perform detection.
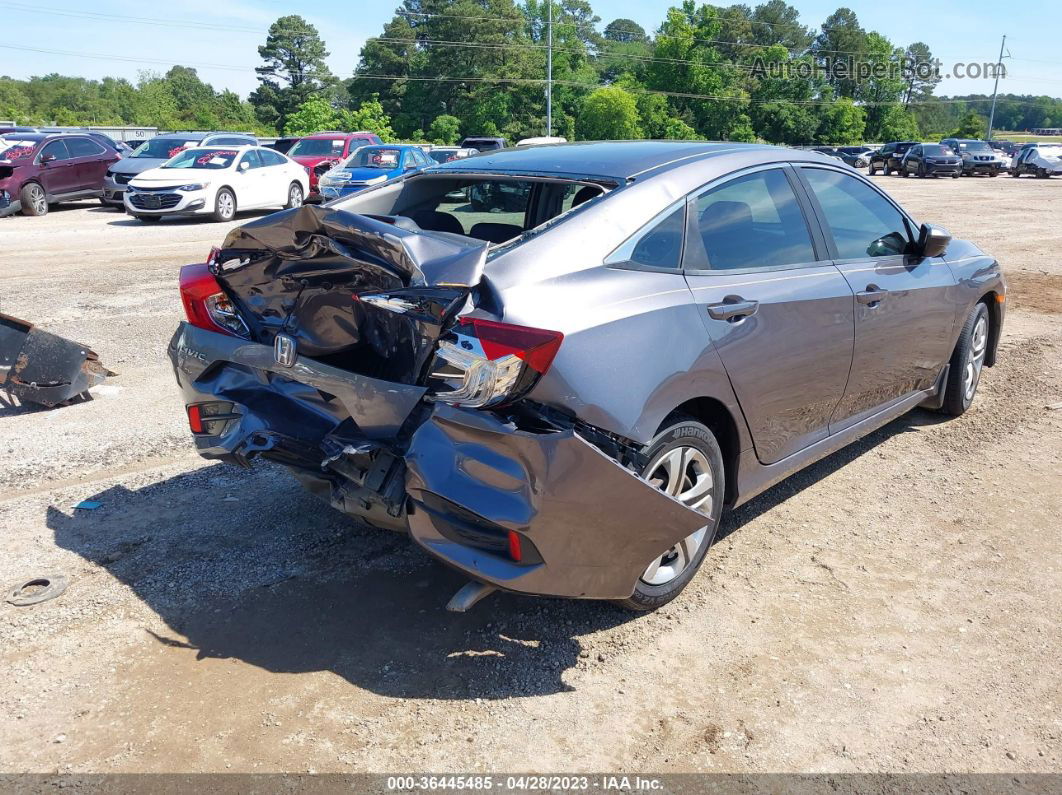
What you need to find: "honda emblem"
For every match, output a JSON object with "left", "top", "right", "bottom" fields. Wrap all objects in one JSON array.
[{"left": 274, "top": 333, "right": 297, "bottom": 367}]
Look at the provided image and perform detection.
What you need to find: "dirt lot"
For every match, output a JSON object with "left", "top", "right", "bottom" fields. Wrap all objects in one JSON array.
[{"left": 1, "top": 177, "right": 1060, "bottom": 774}]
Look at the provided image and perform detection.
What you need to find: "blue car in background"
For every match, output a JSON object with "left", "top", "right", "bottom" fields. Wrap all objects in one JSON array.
[{"left": 318, "top": 144, "right": 433, "bottom": 199}]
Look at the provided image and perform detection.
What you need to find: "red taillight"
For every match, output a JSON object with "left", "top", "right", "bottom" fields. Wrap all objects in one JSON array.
[
  {"left": 457, "top": 317, "right": 563, "bottom": 374},
  {"left": 179, "top": 262, "right": 245, "bottom": 337},
  {"left": 507, "top": 530, "right": 523, "bottom": 562},
  {"left": 186, "top": 404, "right": 204, "bottom": 433}
]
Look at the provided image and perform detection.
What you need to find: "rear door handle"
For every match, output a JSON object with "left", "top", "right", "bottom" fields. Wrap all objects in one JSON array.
[
  {"left": 856, "top": 285, "right": 887, "bottom": 306},
  {"left": 706, "top": 299, "right": 759, "bottom": 321}
]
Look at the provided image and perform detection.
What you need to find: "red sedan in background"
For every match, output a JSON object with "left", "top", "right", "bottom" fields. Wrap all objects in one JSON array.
[{"left": 286, "top": 131, "right": 382, "bottom": 197}]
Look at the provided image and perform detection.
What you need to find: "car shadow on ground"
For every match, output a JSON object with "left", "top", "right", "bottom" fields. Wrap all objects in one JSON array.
[
  {"left": 106, "top": 209, "right": 279, "bottom": 228},
  {"left": 45, "top": 408, "right": 939, "bottom": 701}
]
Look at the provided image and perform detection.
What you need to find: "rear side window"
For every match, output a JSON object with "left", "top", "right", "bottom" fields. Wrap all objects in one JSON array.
[
  {"left": 67, "top": 137, "right": 107, "bottom": 157},
  {"left": 801, "top": 168, "right": 910, "bottom": 259},
  {"left": 259, "top": 149, "right": 287, "bottom": 166},
  {"left": 688, "top": 168, "right": 815, "bottom": 271},
  {"left": 605, "top": 201, "right": 686, "bottom": 271},
  {"left": 239, "top": 150, "right": 263, "bottom": 169}
]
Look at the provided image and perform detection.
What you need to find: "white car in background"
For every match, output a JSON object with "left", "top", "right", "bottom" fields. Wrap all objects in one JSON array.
[
  {"left": 124, "top": 145, "right": 309, "bottom": 222},
  {"left": 1011, "top": 144, "right": 1062, "bottom": 178}
]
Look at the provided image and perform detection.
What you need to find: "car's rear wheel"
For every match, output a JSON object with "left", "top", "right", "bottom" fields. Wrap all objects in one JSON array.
[
  {"left": 285, "top": 182, "right": 304, "bottom": 209},
  {"left": 19, "top": 183, "right": 48, "bottom": 216},
  {"left": 213, "top": 187, "right": 236, "bottom": 222},
  {"left": 941, "top": 302, "right": 990, "bottom": 417},
  {"left": 615, "top": 417, "right": 724, "bottom": 612}
]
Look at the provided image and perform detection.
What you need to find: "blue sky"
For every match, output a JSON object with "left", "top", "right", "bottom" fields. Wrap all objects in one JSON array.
[{"left": 4, "top": 0, "right": 1061, "bottom": 101}]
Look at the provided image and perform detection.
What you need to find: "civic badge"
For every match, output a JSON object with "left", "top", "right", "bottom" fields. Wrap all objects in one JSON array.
[{"left": 274, "top": 333, "right": 297, "bottom": 367}]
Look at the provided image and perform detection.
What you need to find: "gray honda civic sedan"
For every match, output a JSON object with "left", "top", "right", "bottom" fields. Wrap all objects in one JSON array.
[{"left": 168, "top": 141, "right": 1005, "bottom": 611}]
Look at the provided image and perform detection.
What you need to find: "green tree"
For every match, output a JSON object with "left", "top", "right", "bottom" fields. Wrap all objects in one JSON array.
[
  {"left": 250, "top": 15, "right": 335, "bottom": 133},
  {"left": 283, "top": 96, "right": 339, "bottom": 136},
  {"left": 603, "top": 18, "right": 647, "bottom": 43},
  {"left": 427, "top": 114, "right": 461, "bottom": 144},
  {"left": 903, "top": 42, "right": 941, "bottom": 107},
  {"left": 951, "top": 111, "right": 986, "bottom": 138},
  {"left": 578, "top": 86, "right": 641, "bottom": 140},
  {"left": 342, "top": 95, "right": 397, "bottom": 141},
  {"left": 877, "top": 105, "right": 921, "bottom": 140},
  {"left": 817, "top": 97, "right": 866, "bottom": 143},
  {"left": 811, "top": 8, "right": 867, "bottom": 100}
]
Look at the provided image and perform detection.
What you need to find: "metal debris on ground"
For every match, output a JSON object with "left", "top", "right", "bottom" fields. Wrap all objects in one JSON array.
[
  {"left": 0, "top": 312, "right": 114, "bottom": 408},
  {"left": 5, "top": 574, "right": 69, "bottom": 606}
]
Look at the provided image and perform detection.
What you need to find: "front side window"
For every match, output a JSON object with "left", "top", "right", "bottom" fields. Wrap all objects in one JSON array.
[
  {"left": 802, "top": 168, "right": 911, "bottom": 259},
  {"left": 40, "top": 140, "right": 72, "bottom": 161},
  {"left": 689, "top": 168, "right": 815, "bottom": 271},
  {"left": 347, "top": 147, "right": 403, "bottom": 169},
  {"left": 605, "top": 201, "right": 686, "bottom": 271},
  {"left": 239, "top": 150, "right": 263, "bottom": 170}
]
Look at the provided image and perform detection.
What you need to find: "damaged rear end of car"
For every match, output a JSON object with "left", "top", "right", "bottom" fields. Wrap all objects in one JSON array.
[{"left": 168, "top": 197, "right": 706, "bottom": 602}]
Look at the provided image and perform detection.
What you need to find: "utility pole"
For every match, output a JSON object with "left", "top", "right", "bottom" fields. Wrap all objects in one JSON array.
[
  {"left": 986, "top": 34, "right": 1007, "bottom": 141},
  {"left": 546, "top": 0, "right": 553, "bottom": 137}
]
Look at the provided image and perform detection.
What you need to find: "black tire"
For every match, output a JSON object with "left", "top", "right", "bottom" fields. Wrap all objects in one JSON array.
[
  {"left": 134, "top": 215, "right": 161, "bottom": 223},
  {"left": 212, "top": 187, "right": 236, "bottom": 222},
  {"left": 284, "top": 181, "right": 304, "bottom": 209},
  {"left": 614, "top": 417, "right": 724, "bottom": 612},
  {"left": 989, "top": 169, "right": 998, "bottom": 177},
  {"left": 868, "top": 163, "right": 877, "bottom": 176},
  {"left": 940, "top": 302, "right": 990, "bottom": 417},
  {"left": 1036, "top": 168, "right": 1050, "bottom": 179},
  {"left": 19, "top": 182, "right": 48, "bottom": 216},
  {"left": 952, "top": 173, "right": 960, "bottom": 178},
  {"left": 901, "top": 168, "right": 910, "bottom": 178},
  {"left": 883, "top": 164, "right": 892, "bottom": 176}
]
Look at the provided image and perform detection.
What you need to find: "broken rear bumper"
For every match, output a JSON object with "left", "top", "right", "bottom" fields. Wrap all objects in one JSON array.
[{"left": 168, "top": 322, "right": 706, "bottom": 600}]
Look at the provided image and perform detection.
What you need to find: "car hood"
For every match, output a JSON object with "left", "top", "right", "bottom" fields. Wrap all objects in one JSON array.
[
  {"left": 109, "top": 157, "right": 167, "bottom": 176},
  {"left": 129, "top": 166, "right": 219, "bottom": 185}
]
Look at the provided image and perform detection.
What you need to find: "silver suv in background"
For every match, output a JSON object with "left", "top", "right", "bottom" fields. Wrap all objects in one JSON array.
[
  {"left": 102, "top": 131, "right": 257, "bottom": 208},
  {"left": 939, "top": 138, "right": 1007, "bottom": 177},
  {"left": 168, "top": 142, "right": 1005, "bottom": 611}
]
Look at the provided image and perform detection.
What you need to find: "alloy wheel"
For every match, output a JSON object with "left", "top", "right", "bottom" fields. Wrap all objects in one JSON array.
[
  {"left": 964, "top": 314, "right": 988, "bottom": 402},
  {"left": 218, "top": 191, "right": 235, "bottom": 219},
  {"left": 28, "top": 184, "right": 46, "bottom": 214},
  {"left": 289, "top": 184, "right": 303, "bottom": 207},
  {"left": 641, "top": 446, "right": 714, "bottom": 586}
]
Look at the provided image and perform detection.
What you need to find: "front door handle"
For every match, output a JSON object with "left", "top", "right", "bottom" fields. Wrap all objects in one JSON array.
[
  {"left": 706, "top": 298, "right": 759, "bottom": 321},
  {"left": 856, "top": 285, "right": 887, "bottom": 306}
]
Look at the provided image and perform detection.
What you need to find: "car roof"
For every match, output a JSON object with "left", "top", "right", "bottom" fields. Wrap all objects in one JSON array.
[
  {"left": 427, "top": 140, "right": 792, "bottom": 180},
  {"left": 3, "top": 133, "right": 48, "bottom": 142},
  {"left": 302, "top": 131, "right": 378, "bottom": 139}
]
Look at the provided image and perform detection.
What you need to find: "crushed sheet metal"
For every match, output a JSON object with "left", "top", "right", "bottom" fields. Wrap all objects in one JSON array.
[
  {"left": 170, "top": 323, "right": 427, "bottom": 439},
  {"left": 404, "top": 404, "right": 709, "bottom": 600},
  {"left": 209, "top": 205, "right": 488, "bottom": 380},
  {"left": 6, "top": 574, "right": 69, "bottom": 606},
  {"left": 0, "top": 313, "right": 113, "bottom": 407}
]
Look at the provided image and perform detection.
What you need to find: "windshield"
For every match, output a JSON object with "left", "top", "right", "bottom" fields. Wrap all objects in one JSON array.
[
  {"left": 132, "top": 138, "right": 199, "bottom": 159},
  {"left": 289, "top": 138, "right": 345, "bottom": 157},
  {"left": 924, "top": 145, "right": 955, "bottom": 156},
  {"left": 346, "top": 147, "right": 403, "bottom": 169},
  {"left": 161, "top": 148, "right": 239, "bottom": 169},
  {"left": 958, "top": 141, "right": 991, "bottom": 152},
  {"left": 0, "top": 139, "right": 39, "bottom": 159}
]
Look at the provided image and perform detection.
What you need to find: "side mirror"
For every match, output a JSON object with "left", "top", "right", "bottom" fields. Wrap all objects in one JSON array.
[
  {"left": 40, "top": 154, "right": 56, "bottom": 164},
  {"left": 239, "top": 161, "right": 249, "bottom": 171},
  {"left": 917, "top": 223, "right": 951, "bottom": 259}
]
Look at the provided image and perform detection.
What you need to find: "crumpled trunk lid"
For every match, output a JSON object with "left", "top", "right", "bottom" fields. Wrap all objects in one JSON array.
[{"left": 212, "top": 204, "right": 488, "bottom": 384}]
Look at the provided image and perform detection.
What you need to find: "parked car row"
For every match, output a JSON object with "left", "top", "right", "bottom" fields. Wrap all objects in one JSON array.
[{"left": 863, "top": 138, "right": 1062, "bottom": 179}]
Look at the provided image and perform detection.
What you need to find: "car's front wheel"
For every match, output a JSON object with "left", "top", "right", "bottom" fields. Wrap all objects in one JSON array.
[
  {"left": 941, "top": 302, "right": 990, "bottom": 417},
  {"left": 615, "top": 417, "right": 724, "bottom": 611},
  {"left": 19, "top": 182, "right": 48, "bottom": 216},
  {"left": 213, "top": 187, "right": 236, "bottom": 222}
]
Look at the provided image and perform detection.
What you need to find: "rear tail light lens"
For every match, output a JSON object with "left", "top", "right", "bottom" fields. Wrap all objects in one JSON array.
[
  {"left": 186, "top": 404, "right": 204, "bottom": 433},
  {"left": 507, "top": 530, "right": 523, "bottom": 562},
  {"left": 429, "top": 317, "right": 563, "bottom": 409},
  {"left": 179, "top": 261, "right": 248, "bottom": 338}
]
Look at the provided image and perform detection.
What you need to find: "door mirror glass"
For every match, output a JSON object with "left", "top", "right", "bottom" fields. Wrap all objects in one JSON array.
[
  {"left": 917, "top": 223, "right": 951, "bottom": 258},
  {"left": 40, "top": 154, "right": 56, "bottom": 164},
  {"left": 239, "top": 160, "right": 250, "bottom": 171}
]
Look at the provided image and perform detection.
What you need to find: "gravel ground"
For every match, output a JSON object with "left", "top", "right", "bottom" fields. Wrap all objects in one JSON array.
[{"left": 1, "top": 178, "right": 1060, "bottom": 774}]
